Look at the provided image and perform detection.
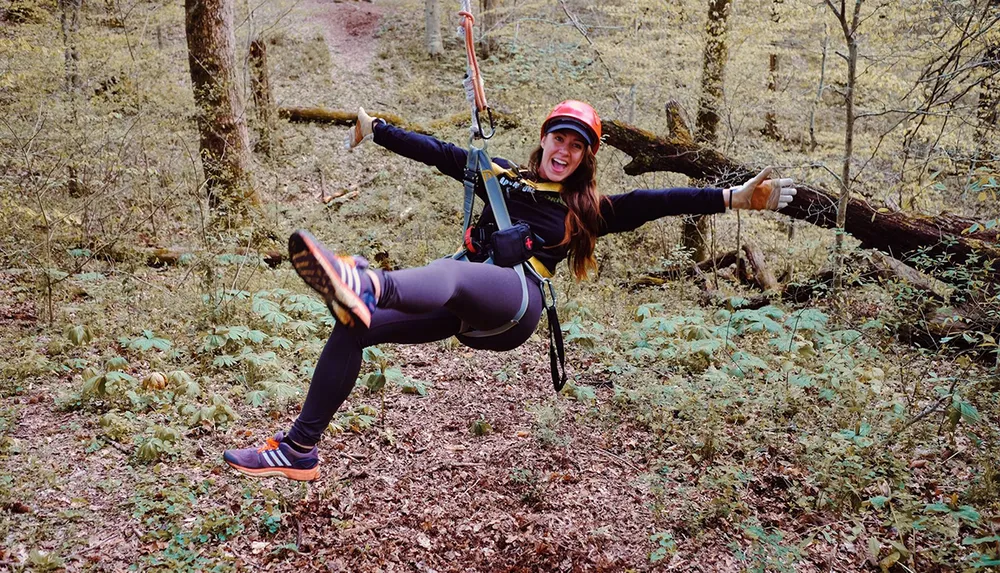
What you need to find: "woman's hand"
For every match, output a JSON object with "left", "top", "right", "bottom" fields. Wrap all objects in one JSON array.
[
  {"left": 728, "top": 167, "right": 797, "bottom": 211},
  {"left": 345, "top": 107, "right": 376, "bottom": 150}
]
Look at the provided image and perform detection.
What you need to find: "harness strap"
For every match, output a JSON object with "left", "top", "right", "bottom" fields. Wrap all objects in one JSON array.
[
  {"left": 540, "top": 278, "right": 567, "bottom": 391},
  {"left": 458, "top": 147, "right": 530, "bottom": 338}
]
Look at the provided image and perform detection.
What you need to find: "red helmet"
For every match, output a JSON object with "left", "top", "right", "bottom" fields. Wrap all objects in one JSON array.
[{"left": 541, "top": 100, "right": 602, "bottom": 153}]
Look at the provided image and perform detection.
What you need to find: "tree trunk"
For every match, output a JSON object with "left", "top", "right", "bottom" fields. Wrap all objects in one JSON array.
[
  {"left": 695, "top": 0, "right": 731, "bottom": 139},
  {"left": 681, "top": 215, "right": 710, "bottom": 262},
  {"left": 975, "top": 39, "right": 1000, "bottom": 166},
  {"left": 479, "top": 0, "right": 498, "bottom": 58},
  {"left": 686, "top": 0, "right": 731, "bottom": 263},
  {"left": 58, "top": 0, "right": 81, "bottom": 92},
  {"left": 762, "top": 0, "right": 783, "bottom": 140},
  {"left": 59, "top": 0, "right": 82, "bottom": 197},
  {"left": 185, "top": 0, "right": 259, "bottom": 217},
  {"left": 425, "top": 0, "right": 444, "bottom": 57},
  {"left": 601, "top": 118, "right": 1000, "bottom": 285},
  {"left": 249, "top": 37, "right": 277, "bottom": 158},
  {"left": 832, "top": 1, "right": 862, "bottom": 293}
]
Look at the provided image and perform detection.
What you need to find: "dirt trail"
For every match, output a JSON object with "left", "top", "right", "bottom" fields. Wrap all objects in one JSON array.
[{"left": 301, "top": 0, "right": 386, "bottom": 109}]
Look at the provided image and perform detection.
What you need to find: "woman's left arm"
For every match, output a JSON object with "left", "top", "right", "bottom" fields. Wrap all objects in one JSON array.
[
  {"left": 598, "top": 168, "right": 796, "bottom": 236},
  {"left": 599, "top": 187, "right": 726, "bottom": 235}
]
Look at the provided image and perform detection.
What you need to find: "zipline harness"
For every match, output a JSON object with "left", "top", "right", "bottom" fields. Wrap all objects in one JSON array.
[{"left": 453, "top": 2, "right": 566, "bottom": 392}]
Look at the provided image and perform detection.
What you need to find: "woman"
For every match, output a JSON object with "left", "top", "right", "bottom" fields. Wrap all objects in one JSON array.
[{"left": 223, "top": 101, "right": 796, "bottom": 481}]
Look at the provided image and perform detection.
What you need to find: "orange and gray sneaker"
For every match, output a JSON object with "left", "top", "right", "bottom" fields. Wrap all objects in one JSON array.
[
  {"left": 223, "top": 431, "right": 319, "bottom": 481},
  {"left": 288, "top": 230, "right": 377, "bottom": 330}
]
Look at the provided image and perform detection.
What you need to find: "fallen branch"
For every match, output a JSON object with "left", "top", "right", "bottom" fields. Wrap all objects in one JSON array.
[
  {"left": 741, "top": 243, "right": 779, "bottom": 292},
  {"left": 278, "top": 107, "right": 519, "bottom": 134},
  {"left": 602, "top": 117, "right": 1000, "bottom": 284}
]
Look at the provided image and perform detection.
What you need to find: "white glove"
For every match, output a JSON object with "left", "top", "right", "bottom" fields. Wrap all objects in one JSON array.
[
  {"left": 345, "top": 106, "right": 376, "bottom": 150},
  {"left": 729, "top": 167, "right": 797, "bottom": 210}
]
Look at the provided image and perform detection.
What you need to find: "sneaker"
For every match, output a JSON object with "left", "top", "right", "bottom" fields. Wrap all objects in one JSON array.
[
  {"left": 288, "top": 230, "right": 377, "bottom": 329},
  {"left": 223, "top": 431, "right": 320, "bottom": 481}
]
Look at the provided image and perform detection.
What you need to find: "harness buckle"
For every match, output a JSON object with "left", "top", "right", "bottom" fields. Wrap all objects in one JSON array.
[{"left": 540, "top": 278, "right": 557, "bottom": 310}]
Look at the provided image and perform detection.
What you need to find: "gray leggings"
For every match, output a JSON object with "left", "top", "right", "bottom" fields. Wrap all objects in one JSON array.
[{"left": 288, "top": 258, "right": 543, "bottom": 446}]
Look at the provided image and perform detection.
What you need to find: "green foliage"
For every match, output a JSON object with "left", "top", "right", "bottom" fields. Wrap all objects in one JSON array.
[
  {"left": 120, "top": 330, "right": 173, "bottom": 352},
  {"left": 81, "top": 366, "right": 138, "bottom": 402},
  {"left": 99, "top": 411, "right": 137, "bottom": 442},
  {"left": 181, "top": 394, "right": 238, "bottom": 429},
  {"left": 560, "top": 382, "right": 596, "bottom": 402},
  {"left": 527, "top": 403, "right": 566, "bottom": 448},
  {"left": 135, "top": 425, "right": 182, "bottom": 463},
  {"left": 509, "top": 467, "right": 545, "bottom": 507},
  {"left": 64, "top": 324, "right": 93, "bottom": 346},
  {"left": 329, "top": 404, "right": 379, "bottom": 434},
  {"left": 649, "top": 530, "right": 677, "bottom": 563},
  {"left": 470, "top": 417, "right": 493, "bottom": 436},
  {"left": 27, "top": 549, "right": 65, "bottom": 572},
  {"left": 731, "top": 520, "right": 803, "bottom": 573}
]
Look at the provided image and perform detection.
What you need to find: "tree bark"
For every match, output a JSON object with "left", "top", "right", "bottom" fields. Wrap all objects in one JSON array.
[
  {"left": 695, "top": 0, "right": 731, "bottom": 139},
  {"left": 975, "top": 39, "right": 1000, "bottom": 165},
  {"left": 479, "top": 0, "right": 498, "bottom": 58},
  {"left": 686, "top": 0, "right": 731, "bottom": 262},
  {"left": 249, "top": 38, "right": 277, "bottom": 158},
  {"left": 762, "top": 0, "right": 783, "bottom": 140},
  {"left": 185, "top": 0, "right": 259, "bottom": 216},
  {"left": 59, "top": 0, "right": 82, "bottom": 197},
  {"left": 58, "top": 0, "right": 81, "bottom": 92},
  {"left": 601, "top": 119, "right": 1000, "bottom": 284},
  {"left": 425, "top": 0, "right": 443, "bottom": 57},
  {"left": 829, "top": 0, "right": 862, "bottom": 292}
]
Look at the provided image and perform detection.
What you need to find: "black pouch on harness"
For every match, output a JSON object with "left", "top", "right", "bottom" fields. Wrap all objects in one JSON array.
[{"left": 490, "top": 222, "right": 536, "bottom": 267}]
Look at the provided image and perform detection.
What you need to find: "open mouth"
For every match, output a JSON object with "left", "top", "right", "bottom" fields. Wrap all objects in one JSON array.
[{"left": 550, "top": 157, "right": 568, "bottom": 174}]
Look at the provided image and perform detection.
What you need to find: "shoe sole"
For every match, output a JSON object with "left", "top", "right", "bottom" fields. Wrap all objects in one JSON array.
[
  {"left": 288, "top": 230, "right": 372, "bottom": 329},
  {"left": 226, "top": 460, "right": 320, "bottom": 482}
]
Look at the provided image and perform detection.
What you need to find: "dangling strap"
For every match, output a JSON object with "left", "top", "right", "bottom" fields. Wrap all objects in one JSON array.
[{"left": 540, "top": 278, "right": 566, "bottom": 391}]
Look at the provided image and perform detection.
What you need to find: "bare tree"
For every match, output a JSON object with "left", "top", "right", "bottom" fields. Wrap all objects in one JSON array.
[
  {"left": 58, "top": 0, "right": 81, "bottom": 92},
  {"left": 426, "top": 0, "right": 444, "bottom": 57},
  {"left": 249, "top": 37, "right": 277, "bottom": 158},
  {"left": 824, "top": 0, "right": 863, "bottom": 292},
  {"left": 684, "top": 0, "right": 731, "bottom": 262},
  {"left": 479, "top": 0, "right": 498, "bottom": 58},
  {"left": 58, "top": 0, "right": 83, "bottom": 197},
  {"left": 762, "top": 0, "right": 783, "bottom": 140},
  {"left": 185, "top": 0, "right": 259, "bottom": 217},
  {"left": 975, "top": 30, "right": 1000, "bottom": 167}
]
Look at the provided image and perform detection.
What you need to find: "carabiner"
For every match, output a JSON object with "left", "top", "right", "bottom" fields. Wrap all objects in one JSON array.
[
  {"left": 540, "top": 278, "right": 557, "bottom": 309},
  {"left": 476, "top": 107, "right": 496, "bottom": 140}
]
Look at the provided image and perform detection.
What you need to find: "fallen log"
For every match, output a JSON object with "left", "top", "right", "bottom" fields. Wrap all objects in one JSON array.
[
  {"left": 278, "top": 107, "right": 519, "bottom": 134},
  {"left": 602, "top": 116, "right": 1000, "bottom": 285}
]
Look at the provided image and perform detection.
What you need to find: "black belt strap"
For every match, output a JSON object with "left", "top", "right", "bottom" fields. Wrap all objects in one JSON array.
[{"left": 539, "top": 278, "right": 566, "bottom": 391}]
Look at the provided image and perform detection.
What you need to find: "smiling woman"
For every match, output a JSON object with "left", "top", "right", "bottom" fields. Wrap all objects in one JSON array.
[{"left": 222, "top": 100, "right": 798, "bottom": 482}]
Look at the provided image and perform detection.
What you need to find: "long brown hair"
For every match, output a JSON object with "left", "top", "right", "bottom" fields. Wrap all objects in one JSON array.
[{"left": 528, "top": 145, "right": 603, "bottom": 280}]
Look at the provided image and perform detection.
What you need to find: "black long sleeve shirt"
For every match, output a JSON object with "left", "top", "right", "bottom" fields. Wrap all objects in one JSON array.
[{"left": 373, "top": 122, "right": 726, "bottom": 275}]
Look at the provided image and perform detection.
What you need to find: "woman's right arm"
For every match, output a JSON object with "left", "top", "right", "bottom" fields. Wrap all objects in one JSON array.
[{"left": 372, "top": 122, "right": 468, "bottom": 182}]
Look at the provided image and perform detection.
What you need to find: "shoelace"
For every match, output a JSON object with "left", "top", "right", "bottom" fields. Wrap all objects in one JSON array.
[{"left": 257, "top": 437, "right": 280, "bottom": 453}]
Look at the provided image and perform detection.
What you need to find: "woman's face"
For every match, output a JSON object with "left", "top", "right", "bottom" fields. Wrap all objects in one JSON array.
[{"left": 537, "top": 130, "right": 587, "bottom": 182}]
